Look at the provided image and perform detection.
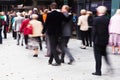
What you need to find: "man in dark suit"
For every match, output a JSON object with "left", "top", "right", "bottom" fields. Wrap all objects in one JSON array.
[
  {"left": 92, "top": 6, "right": 112, "bottom": 76},
  {"left": 42, "top": 2, "right": 69, "bottom": 66}
]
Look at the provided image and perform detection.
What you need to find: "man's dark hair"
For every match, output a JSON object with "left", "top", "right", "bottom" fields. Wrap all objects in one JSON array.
[{"left": 50, "top": 2, "right": 57, "bottom": 9}]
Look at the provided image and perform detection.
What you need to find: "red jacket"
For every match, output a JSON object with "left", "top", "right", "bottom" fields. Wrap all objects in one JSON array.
[{"left": 20, "top": 18, "right": 30, "bottom": 35}]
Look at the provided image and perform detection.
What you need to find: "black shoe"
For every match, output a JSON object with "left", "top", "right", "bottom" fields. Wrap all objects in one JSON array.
[
  {"left": 48, "top": 60, "right": 52, "bottom": 65},
  {"left": 33, "top": 54, "right": 38, "bottom": 57},
  {"left": 52, "top": 63, "right": 61, "bottom": 66},
  {"left": 61, "top": 60, "right": 65, "bottom": 63},
  {"left": 21, "top": 44, "right": 23, "bottom": 46},
  {"left": 25, "top": 46, "right": 28, "bottom": 49},
  {"left": 68, "top": 60, "right": 74, "bottom": 65},
  {"left": 92, "top": 72, "right": 101, "bottom": 76}
]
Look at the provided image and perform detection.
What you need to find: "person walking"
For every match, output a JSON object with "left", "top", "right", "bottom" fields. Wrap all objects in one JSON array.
[
  {"left": 28, "top": 14, "right": 43, "bottom": 57},
  {"left": 92, "top": 6, "right": 112, "bottom": 76},
  {"left": 0, "top": 16, "right": 3, "bottom": 44},
  {"left": 87, "top": 11, "right": 94, "bottom": 47},
  {"left": 13, "top": 12, "right": 24, "bottom": 45},
  {"left": 77, "top": 9, "right": 89, "bottom": 49},
  {"left": 19, "top": 15, "right": 30, "bottom": 49},
  {"left": 60, "top": 5, "right": 75, "bottom": 64},
  {"left": 42, "top": 2, "right": 69, "bottom": 66},
  {"left": 108, "top": 9, "right": 120, "bottom": 54}
]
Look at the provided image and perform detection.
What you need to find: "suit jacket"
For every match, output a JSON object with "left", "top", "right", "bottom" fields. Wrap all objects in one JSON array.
[
  {"left": 43, "top": 10, "right": 68, "bottom": 36},
  {"left": 62, "top": 13, "right": 73, "bottom": 37},
  {"left": 92, "top": 15, "right": 109, "bottom": 46}
]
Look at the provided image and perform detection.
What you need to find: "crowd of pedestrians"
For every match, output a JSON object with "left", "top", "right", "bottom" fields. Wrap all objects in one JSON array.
[{"left": 0, "top": 2, "right": 119, "bottom": 76}]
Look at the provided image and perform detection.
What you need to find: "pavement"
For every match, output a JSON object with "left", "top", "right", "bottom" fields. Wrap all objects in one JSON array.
[{"left": 0, "top": 33, "right": 120, "bottom": 80}]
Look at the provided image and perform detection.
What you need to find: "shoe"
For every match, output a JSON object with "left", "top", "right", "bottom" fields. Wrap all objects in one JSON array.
[
  {"left": 90, "top": 45, "right": 92, "bottom": 47},
  {"left": 25, "top": 46, "right": 28, "bottom": 49},
  {"left": 52, "top": 63, "right": 61, "bottom": 66},
  {"left": 80, "top": 46, "right": 86, "bottom": 49},
  {"left": 33, "top": 54, "right": 38, "bottom": 57},
  {"left": 92, "top": 72, "right": 101, "bottom": 76},
  {"left": 48, "top": 60, "right": 52, "bottom": 65},
  {"left": 21, "top": 44, "right": 23, "bottom": 46},
  {"left": 61, "top": 60, "right": 65, "bottom": 63},
  {"left": 17, "top": 43, "right": 19, "bottom": 45},
  {"left": 68, "top": 60, "right": 74, "bottom": 65}
]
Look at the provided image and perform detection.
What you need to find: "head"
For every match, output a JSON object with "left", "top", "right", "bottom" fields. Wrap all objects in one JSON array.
[
  {"left": 50, "top": 2, "right": 57, "bottom": 10},
  {"left": 115, "top": 9, "right": 120, "bottom": 15},
  {"left": 96, "top": 6, "right": 107, "bottom": 16},
  {"left": 61, "top": 5, "right": 70, "bottom": 13},
  {"left": 31, "top": 14, "right": 38, "bottom": 20},
  {"left": 80, "top": 9, "right": 86, "bottom": 15}
]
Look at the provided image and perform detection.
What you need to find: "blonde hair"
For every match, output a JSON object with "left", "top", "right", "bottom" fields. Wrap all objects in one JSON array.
[
  {"left": 80, "top": 9, "right": 86, "bottom": 15},
  {"left": 115, "top": 9, "right": 120, "bottom": 14},
  {"left": 96, "top": 6, "right": 107, "bottom": 14},
  {"left": 31, "top": 14, "right": 38, "bottom": 19}
]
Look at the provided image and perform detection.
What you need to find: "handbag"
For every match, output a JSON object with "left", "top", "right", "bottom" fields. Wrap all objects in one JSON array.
[{"left": 25, "top": 24, "right": 33, "bottom": 35}]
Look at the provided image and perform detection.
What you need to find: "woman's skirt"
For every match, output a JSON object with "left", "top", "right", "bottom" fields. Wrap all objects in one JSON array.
[
  {"left": 109, "top": 33, "right": 120, "bottom": 47},
  {"left": 28, "top": 37, "right": 40, "bottom": 50}
]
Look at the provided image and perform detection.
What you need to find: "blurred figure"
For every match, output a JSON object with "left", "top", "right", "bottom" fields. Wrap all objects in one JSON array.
[
  {"left": 19, "top": 15, "right": 30, "bottom": 49},
  {"left": 28, "top": 14, "right": 43, "bottom": 57},
  {"left": 60, "top": 5, "right": 75, "bottom": 64},
  {"left": 1, "top": 11, "right": 8, "bottom": 39},
  {"left": 87, "top": 11, "right": 94, "bottom": 47},
  {"left": 0, "top": 13, "right": 4, "bottom": 44},
  {"left": 77, "top": 9, "right": 89, "bottom": 49},
  {"left": 42, "top": 2, "right": 69, "bottom": 66},
  {"left": 92, "top": 6, "right": 113, "bottom": 76},
  {"left": 13, "top": 12, "right": 25, "bottom": 45},
  {"left": 108, "top": 9, "right": 120, "bottom": 54},
  {"left": 33, "top": 8, "right": 43, "bottom": 51}
]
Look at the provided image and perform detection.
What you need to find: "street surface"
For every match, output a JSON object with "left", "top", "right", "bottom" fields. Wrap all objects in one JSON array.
[{"left": 0, "top": 33, "right": 120, "bottom": 80}]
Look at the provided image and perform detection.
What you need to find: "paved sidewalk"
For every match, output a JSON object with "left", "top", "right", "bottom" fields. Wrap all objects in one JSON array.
[{"left": 0, "top": 33, "right": 120, "bottom": 80}]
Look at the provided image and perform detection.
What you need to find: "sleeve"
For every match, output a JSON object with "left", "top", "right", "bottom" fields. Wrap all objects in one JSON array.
[{"left": 77, "top": 17, "right": 81, "bottom": 26}]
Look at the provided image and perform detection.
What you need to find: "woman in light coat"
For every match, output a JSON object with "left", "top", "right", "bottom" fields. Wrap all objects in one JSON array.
[
  {"left": 77, "top": 9, "right": 89, "bottom": 49},
  {"left": 28, "top": 14, "right": 43, "bottom": 57},
  {"left": 109, "top": 9, "right": 120, "bottom": 54}
]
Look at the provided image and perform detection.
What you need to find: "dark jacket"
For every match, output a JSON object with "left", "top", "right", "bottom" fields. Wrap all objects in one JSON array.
[
  {"left": 92, "top": 15, "right": 109, "bottom": 46},
  {"left": 43, "top": 10, "right": 68, "bottom": 36}
]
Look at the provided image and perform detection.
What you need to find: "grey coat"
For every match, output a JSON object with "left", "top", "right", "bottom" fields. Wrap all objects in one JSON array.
[{"left": 62, "top": 13, "right": 73, "bottom": 37}]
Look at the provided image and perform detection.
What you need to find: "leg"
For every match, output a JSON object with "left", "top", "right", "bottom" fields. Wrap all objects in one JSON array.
[
  {"left": 93, "top": 45, "right": 102, "bottom": 75},
  {"left": 24, "top": 35, "right": 29, "bottom": 48},
  {"left": 0, "top": 29, "right": 2, "bottom": 44},
  {"left": 3, "top": 25, "right": 7, "bottom": 39},
  {"left": 17, "top": 32, "right": 21, "bottom": 45},
  {"left": 39, "top": 37, "right": 42, "bottom": 50},
  {"left": 49, "top": 36, "right": 61, "bottom": 65}
]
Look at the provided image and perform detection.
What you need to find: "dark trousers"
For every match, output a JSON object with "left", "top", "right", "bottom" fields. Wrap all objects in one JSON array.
[
  {"left": 60, "top": 36, "right": 74, "bottom": 62},
  {"left": 39, "top": 37, "right": 42, "bottom": 50},
  {"left": 93, "top": 44, "right": 111, "bottom": 74},
  {"left": 0, "top": 29, "right": 2, "bottom": 44},
  {"left": 48, "top": 35, "right": 61, "bottom": 64},
  {"left": 24, "top": 35, "right": 28, "bottom": 45},
  {"left": 3, "top": 25, "right": 7, "bottom": 39},
  {"left": 88, "top": 28, "right": 92, "bottom": 46},
  {"left": 80, "top": 30, "right": 89, "bottom": 46},
  {"left": 12, "top": 30, "right": 17, "bottom": 39}
]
